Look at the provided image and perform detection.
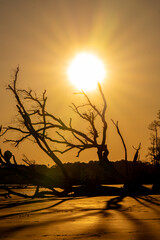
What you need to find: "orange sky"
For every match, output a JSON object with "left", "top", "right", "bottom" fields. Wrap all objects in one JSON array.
[{"left": 0, "top": 0, "right": 160, "bottom": 165}]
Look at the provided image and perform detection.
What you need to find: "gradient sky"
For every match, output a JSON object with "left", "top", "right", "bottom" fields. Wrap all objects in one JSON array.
[{"left": 0, "top": 0, "right": 160, "bottom": 165}]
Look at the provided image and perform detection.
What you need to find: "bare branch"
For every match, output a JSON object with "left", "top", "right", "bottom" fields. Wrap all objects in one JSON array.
[
  {"left": 132, "top": 143, "right": 141, "bottom": 163},
  {"left": 4, "top": 133, "right": 31, "bottom": 146},
  {"left": 82, "top": 90, "right": 101, "bottom": 117},
  {"left": 69, "top": 118, "right": 86, "bottom": 145},
  {"left": 2, "top": 126, "right": 29, "bottom": 134},
  {"left": 53, "top": 147, "right": 74, "bottom": 154},
  {"left": 111, "top": 119, "right": 127, "bottom": 161}
]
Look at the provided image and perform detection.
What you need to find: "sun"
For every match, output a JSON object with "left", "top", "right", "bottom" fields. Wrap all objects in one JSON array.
[{"left": 68, "top": 52, "right": 106, "bottom": 91}]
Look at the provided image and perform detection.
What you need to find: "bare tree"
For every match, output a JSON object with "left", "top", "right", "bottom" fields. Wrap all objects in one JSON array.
[
  {"left": 111, "top": 120, "right": 128, "bottom": 181},
  {"left": 3, "top": 68, "right": 112, "bottom": 161},
  {"left": 111, "top": 120, "right": 142, "bottom": 188},
  {"left": 1, "top": 67, "right": 115, "bottom": 195},
  {"left": 66, "top": 83, "right": 110, "bottom": 165}
]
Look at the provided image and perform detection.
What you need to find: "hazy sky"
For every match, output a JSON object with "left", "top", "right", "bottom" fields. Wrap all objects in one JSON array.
[{"left": 0, "top": 0, "right": 160, "bottom": 165}]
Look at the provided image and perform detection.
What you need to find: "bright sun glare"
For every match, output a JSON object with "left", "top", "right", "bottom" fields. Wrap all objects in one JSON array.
[{"left": 68, "top": 52, "right": 106, "bottom": 91}]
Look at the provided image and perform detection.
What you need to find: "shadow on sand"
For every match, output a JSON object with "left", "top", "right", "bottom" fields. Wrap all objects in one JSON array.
[{"left": 0, "top": 194, "right": 160, "bottom": 240}]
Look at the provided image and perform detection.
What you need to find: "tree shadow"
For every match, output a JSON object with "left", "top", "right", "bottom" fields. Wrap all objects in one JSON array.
[
  {"left": 137, "top": 195, "right": 160, "bottom": 206},
  {"left": 133, "top": 195, "right": 160, "bottom": 217},
  {"left": 0, "top": 197, "right": 104, "bottom": 238},
  {"left": 0, "top": 196, "right": 64, "bottom": 210},
  {"left": 82, "top": 195, "right": 159, "bottom": 240},
  {"left": 0, "top": 197, "right": 75, "bottom": 220},
  {"left": 105, "top": 195, "right": 125, "bottom": 210},
  {"left": 0, "top": 195, "right": 160, "bottom": 240}
]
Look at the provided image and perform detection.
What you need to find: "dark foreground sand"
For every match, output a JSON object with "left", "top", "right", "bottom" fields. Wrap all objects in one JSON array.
[{"left": 0, "top": 188, "right": 160, "bottom": 240}]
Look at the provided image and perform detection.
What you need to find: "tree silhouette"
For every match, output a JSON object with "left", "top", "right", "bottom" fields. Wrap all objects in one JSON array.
[
  {"left": 0, "top": 66, "right": 115, "bottom": 195},
  {"left": 147, "top": 111, "right": 160, "bottom": 164},
  {"left": 111, "top": 119, "right": 142, "bottom": 188},
  {"left": 147, "top": 110, "right": 160, "bottom": 191},
  {"left": 61, "top": 83, "right": 111, "bottom": 169},
  {"left": 2, "top": 67, "right": 114, "bottom": 164}
]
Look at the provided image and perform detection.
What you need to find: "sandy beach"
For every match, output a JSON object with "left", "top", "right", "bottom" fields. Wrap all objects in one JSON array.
[{"left": 0, "top": 188, "right": 160, "bottom": 240}]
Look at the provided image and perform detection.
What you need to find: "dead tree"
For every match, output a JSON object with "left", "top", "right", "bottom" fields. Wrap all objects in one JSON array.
[
  {"left": 1, "top": 67, "right": 119, "bottom": 195},
  {"left": 132, "top": 143, "right": 141, "bottom": 163},
  {"left": 112, "top": 120, "right": 142, "bottom": 186},
  {"left": 68, "top": 83, "right": 109, "bottom": 164},
  {"left": 2, "top": 69, "right": 111, "bottom": 163},
  {"left": 111, "top": 120, "right": 128, "bottom": 182}
]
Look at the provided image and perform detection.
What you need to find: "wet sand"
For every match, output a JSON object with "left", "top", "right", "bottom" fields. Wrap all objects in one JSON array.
[{"left": 0, "top": 189, "right": 160, "bottom": 240}]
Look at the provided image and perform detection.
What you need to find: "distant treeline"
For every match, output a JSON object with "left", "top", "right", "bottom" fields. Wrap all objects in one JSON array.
[{"left": 0, "top": 160, "right": 156, "bottom": 186}]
